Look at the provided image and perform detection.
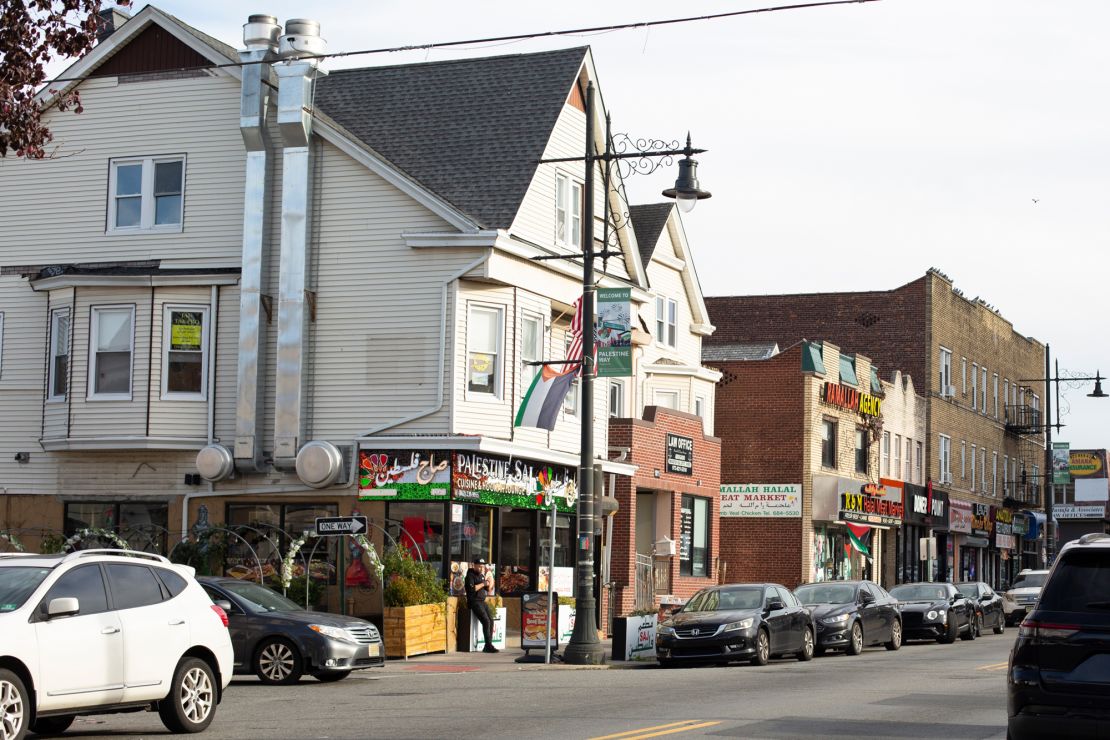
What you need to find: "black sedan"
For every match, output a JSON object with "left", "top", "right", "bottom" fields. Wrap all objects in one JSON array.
[
  {"left": 200, "top": 576, "right": 384, "bottom": 684},
  {"left": 656, "top": 583, "right": 815, "bottom": 667},
  {"left": 889, "top": 582, "right": 976, "bottom": 644},
  {"left": 957, "top": 580, "right": 1006, "bottom": 636},
  {"left": 794, "top": 580, "right": 902, "bottom": 655}
]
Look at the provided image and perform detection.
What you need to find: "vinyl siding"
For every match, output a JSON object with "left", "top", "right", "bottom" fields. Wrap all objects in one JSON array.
[
  {"left": 0, "top": 276, "right": 50, "bottom": 492},
  {"left": 146, "top": 286, "right": 214, "bottom": 439}
]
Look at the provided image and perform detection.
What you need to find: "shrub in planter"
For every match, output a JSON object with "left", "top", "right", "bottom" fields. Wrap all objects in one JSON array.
[
  {"left": 286, "top": 575, "right": 328, "bottom": 609},
  {"left": 381, "top": 549, "right": 448, "bottom": 658}
]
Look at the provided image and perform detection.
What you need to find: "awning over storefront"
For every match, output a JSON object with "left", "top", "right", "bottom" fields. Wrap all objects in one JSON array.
[{"left": 1023, "top": 510, "right": 1047, "bottom": 540}]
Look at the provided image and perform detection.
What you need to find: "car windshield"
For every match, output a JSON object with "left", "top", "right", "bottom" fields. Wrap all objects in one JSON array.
[
  {"left": 956, "top": 584, "right": 979, "bottom": 598},
  {"left": 1037, "top": 551, "right": 1110, "bottom": 614},
  {"left": 794, "top": 583, "right": 857, "bottom": 605},
  {"left": 0, "top": 566, "right": 54, "bottom": 612},
  {"left": 890, "top": 584, "right": 949, "bottom": 601},
  {"left": 683, "top": 587, "right": 763, "bottom": 612},
  {"left": 1011, "top": 573, "right": 1047, "bottom": 590},
  {"left": 219, "top": 581, "right": 303, "bottom": 612}
]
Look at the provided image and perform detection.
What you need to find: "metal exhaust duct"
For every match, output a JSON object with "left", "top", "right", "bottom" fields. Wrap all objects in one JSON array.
[
  {"left": 273, "top": 19, "right": 326, "bottom": 470},
  {"left": 228, "top": 14, "right": 281, "bottom": 474}
]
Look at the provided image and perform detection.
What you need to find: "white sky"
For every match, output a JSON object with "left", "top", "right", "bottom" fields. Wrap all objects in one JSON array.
[{"left": 97, "top": 1, "right": 1110, "bottom": 446}]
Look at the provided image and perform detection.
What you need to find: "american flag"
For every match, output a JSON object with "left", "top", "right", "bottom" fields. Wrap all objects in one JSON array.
[{"left": 562, "top": 295, "right": 595, "bottom": 377}]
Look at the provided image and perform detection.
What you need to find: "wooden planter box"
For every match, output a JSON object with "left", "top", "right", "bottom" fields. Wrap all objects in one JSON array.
[{"left": 383, "top": 603, "right": 448, "bottom": 658}]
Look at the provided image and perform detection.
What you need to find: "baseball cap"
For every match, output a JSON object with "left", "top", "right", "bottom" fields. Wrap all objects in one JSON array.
[{"left": 473, "top": 557, "right": 487, "bottom": 565}]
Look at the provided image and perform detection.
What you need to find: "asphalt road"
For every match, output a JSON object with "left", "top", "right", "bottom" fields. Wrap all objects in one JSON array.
[{"left": 56, "top": 632, "right": 1013, "bottom": 740}]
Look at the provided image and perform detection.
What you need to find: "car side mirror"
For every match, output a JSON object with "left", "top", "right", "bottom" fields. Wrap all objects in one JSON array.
[
  {"left": 860, "top": 592, "right": 875, "bottom": 605},
  {"left": 45, "top": 597, "right": 80, "bottom": 619},
  {"left": 215, "top": 600, "right": 233, "bottom": 613},
  {"left": 766, "top": 599, "right": 785, "bottom": 612}
]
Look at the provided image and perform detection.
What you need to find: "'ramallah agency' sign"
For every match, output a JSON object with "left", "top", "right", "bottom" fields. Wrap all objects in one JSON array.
[{"left": 823, "top": 382, "right": 882, "bottom": 417}]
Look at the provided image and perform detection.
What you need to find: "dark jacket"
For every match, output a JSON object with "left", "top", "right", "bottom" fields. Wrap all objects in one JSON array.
[{"left": 464, "top": 568, "right": 489, "bottom": 607}]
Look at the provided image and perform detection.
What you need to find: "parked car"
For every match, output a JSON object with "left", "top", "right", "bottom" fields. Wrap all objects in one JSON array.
[
  {"left": 0, "top": 549, "right": 233, "bottom": 740},
  {"left": 888, "top": 582, "right": 976, "bottom": 643},
  {"left": 793, "top": 580, "right": 902, "bottom": 655},
  {"left": 198, "top": 577, "right": 384, "bottom": 685},
  {"left": 1008, "top": 533, "right": 1110, "bottom": 740},
  {"left": 1002, "top": 569, "right": 1050, "bottom": 626},
  {"left": 655, "top": 583, "right": 815, "bottom": 667},
  {"left": 956, "top": 580, "right": 1006, "bottom": 635}
]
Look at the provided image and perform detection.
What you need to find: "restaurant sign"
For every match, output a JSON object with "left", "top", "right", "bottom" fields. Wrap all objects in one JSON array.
[
  {"left": 971, "top": 504, "right": 994, "bottom": 537},
  {"left": 720, "top": 484, "right": 802, "bottom": 518},
  {"left": 840, "top": 484, "right": 904, "bottom": 526},
  {"left": 948, "top": 499, "right": 973, "bottom": 534},
  {"left": 359, "top": 450, "right": 451, "bottom": 500},
  {"left": 666, "top": 434, "right": 694, "bottom": 475},
  {"left": 822, "top": 382, "right": 882, "bottom": 417},
  {"left": 995, "top": 508, "right": 1013, "bottom": 536},
  {"left": 452, "top": 452, "right": 577, "bottom": 512}
]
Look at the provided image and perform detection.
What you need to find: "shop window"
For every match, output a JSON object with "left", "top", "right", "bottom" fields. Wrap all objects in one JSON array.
[
  {"left": 520, "top": 312, "right": 544, "bottom": 392},
  {"left": 498, "top": 510, "right": 534, "bottom": 596},
  {"left": 89, "top": 305, "right": 135, "bottom": 400},
  {"left": 225, "top": 503, "right": 338, "bottom": 585},
  {"left": 821, "top": 419, "right": 837, "bottom": 469},
  {"left": 881, "top": 431, "right": 890, "bottom": 476},
  {"left": 467, "top": 304, "right": 503, "bottom": 398},
  {"left": 854, "top": 427, "right": 868, "bottom": 473},
  {"left": 680, "top": 495, "right": 710, "bottom": 578},
  {"left": 608, "top": 380, "right": 624, "bottom": 418},
  {"left": 555, "top": 171, "right": 582, "bottom": 248},
  {"left": 64, "top": 501, "right": 169, "bottom": 554},
  {"left": 385, "top": 502, "right": 447, "bottom": 579},
  {"left": 162, "top": 305, "right": 209, "bottom": 399},
  {"left": 450, "top": 503, "right": 495, "bottom": 577},
  {"left": 108, "top": 156, "right": 186, "bottom": 232},
  {"left": 47, "top": 308, "right": 70, "bottom": 401}
]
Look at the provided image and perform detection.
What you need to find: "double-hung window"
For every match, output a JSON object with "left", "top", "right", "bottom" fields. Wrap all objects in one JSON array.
[
  {"left": 916, "top": 441, "right": 923, "bottom": 484},
  {"left": 680, "top": 494, "right": 710, "bottom": 578},
  {"left": 940, "top": 435, "right": 952, "bottom": 484},
  {"left": 89, "top": 305, "right": 135, "bottom": 400},
  {"left": 893, "top": 434, "right": 902, "bottom": 479},
  {"left": 940, "top": 348, "right": 952, "bottom": 395},
  {"left": 162, "top": 306, "right": 209, "bottom": 399},
  {"left": 854, "top": 428, "right": 868, "bottom": 473},
  {"left": 993, "top": 373, "right": 999, "bottom": 419},
  {"left": 467, "top": 305, "right": 502, "bottom": 398},
  {"left": 47, "top": 308, "right": 70, "bottom": 400},
  {"left": 562, "top": 333, "right": 579, "bottom": 415},
  {"left": 1003, "top": 379, "right": 1009, "bottom": 420},
  {"left": 555, "top": 172, "right": 582, "bottom": 248},
  {"left": 971, "top": 445, "right": 977, "bottom": 490},
  {"left": 960, "top": 440, "right": 967, "bottom": 480},
  {"left": 608, "top": 380, "right": 624, "bottom": 418},
  {"left": 821, "top": 419, "right": 838, "bottom": 468},
  {"left": 981, "top": 366, "right": 988, "bottom": 413},
  {"left": 655, "top": 296, "right": 677, "bottom": 348},
  {"left": 882, "top": 431, "right": 891, "bottom": 476},
  {"left": 971, "top": 363, "right": 978, "bottom": 408},
  {"left": 904, "top": 437, "right": 912, "bottom": 481},
  {"left": 992, "top": 451, "right": 998, "bottom": 496},
  {"left": 108, "top": 156, "right": 185, "bottom": 232},
  {"left": 520, "top": 313, "right": 544, "bottom": 393},
  {"left": 961, "top": 357, "right": 967, "bottom": 395}
]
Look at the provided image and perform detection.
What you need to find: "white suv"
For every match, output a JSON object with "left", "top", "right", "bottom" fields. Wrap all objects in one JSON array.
[
  {"left": 0, "top": 549, "right": 233, "bottom": 739},
  {"left": 1002, "top": 568, "right": 1050, "bottom": 626}
]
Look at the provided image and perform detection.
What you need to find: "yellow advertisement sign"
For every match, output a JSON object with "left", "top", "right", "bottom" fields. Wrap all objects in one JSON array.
[
  {"left": 171, "top": 322, "right": 202, "bottom": 351},
  {"left": 1069, "top": 451, "right": 1105, "bottom": 478}
]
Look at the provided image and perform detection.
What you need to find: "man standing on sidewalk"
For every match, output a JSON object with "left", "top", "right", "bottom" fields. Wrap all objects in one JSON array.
[{"left": 465, "top": 558, "right": 498, "bottom": 653}]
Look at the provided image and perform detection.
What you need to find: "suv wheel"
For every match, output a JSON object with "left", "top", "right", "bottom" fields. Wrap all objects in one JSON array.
[
  {"left": 158, "top": 657, "right": 216, "bottom": 734},
  {"left": 255, "top": 638, "right": 303, "bottom": 685},
  {"left": 0, "top": 669, "right": 28, "bottom": 740},
  {"left": 30, "top": 715, "right": 75, "bottom": 735}
]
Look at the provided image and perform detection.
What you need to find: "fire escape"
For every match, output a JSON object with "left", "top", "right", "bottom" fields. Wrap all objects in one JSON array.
[{"left": 1004, "top": 400, "right": 1043, "bottom": 507}]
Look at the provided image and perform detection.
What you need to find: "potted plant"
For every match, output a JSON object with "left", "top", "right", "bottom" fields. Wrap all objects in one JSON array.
[
  {"left": 612, "top": 606, "right": 659, "bottom": 661},
  {"left": 381, "top": 549, "right": 448, "bottom": 658}
]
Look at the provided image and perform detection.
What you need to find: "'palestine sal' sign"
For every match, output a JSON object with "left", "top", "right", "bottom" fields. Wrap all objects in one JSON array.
[{"left": 823, "top": 382, "right": 882, "bottom": 417}]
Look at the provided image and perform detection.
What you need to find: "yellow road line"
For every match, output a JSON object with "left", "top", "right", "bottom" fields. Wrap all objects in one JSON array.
[
  {"left": 626, "top": 721, "right": 722, "bottom": 739},
  {"left": 590, "top": 720, "right": 711, "bottom": 740},
  {"left": 977, "top": 661, "right": 1009, "bottom": 671}
]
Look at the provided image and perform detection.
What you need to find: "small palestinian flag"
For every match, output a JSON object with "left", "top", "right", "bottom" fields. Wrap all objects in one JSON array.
[{"left": 845, "top": 522, "right": 872, "bottom": 557}]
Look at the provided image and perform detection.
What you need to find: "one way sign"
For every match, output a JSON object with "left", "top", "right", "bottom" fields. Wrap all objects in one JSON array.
[{"left": 314, "top": 515, "right": 368, "bottom": 536}]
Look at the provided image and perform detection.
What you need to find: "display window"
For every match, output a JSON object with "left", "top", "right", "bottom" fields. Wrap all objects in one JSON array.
[
  {"left": 63, "top": 501, "right": 169, "bottom": 554},
  {"left": 224, "top": 503, "right": 338, "bottom": 584},
  {"left": 385, "top": 501, "right": 447, "bottom": 576}
]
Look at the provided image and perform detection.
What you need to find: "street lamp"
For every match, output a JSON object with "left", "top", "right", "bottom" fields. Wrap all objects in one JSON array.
[
  {"left": 1020, "top": 344, "right": 1107, "bottom": 565},
  {"left": 536, "top": 81, "right": 709, "bottom": 665}
]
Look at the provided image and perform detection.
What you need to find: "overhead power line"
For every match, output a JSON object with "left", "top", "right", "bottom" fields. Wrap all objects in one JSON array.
[{"left": 42, "top": 0, "right": 881, "bottom": 86}]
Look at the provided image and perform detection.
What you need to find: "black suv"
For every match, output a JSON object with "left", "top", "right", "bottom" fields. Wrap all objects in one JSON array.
[{"left": 1008, "top": 533, "right": 1110, "bottom": 739}]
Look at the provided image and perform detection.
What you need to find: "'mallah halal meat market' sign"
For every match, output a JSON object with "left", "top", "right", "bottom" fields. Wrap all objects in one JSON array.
[{"left": 720, "top": 484, "right": 802, "bottom": 517}]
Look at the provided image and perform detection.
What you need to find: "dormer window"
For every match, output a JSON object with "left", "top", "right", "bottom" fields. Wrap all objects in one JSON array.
[
  {"left": 555, "top": 171, "right": 582, "bottom": 248},
  {"left": 108, "top": 156, "right": 185, "bottom": 233}
]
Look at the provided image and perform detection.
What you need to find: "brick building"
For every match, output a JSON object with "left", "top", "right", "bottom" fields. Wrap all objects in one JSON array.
[{"left": 707, "top": 269, "right": 1047, "bottom": 590}]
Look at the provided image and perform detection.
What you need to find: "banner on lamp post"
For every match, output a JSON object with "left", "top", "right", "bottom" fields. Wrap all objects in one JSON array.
[
  {"left": 595, "top": 288, "right": 632, "bottom": 377},
  {"left": 1052, "top": 442, "right": 1071, "bottom": 485}
]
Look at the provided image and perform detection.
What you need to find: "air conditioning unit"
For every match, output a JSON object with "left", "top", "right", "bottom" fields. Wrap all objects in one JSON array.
[{"left": 946, "top": 385, "right": 957, "bottom": 397}]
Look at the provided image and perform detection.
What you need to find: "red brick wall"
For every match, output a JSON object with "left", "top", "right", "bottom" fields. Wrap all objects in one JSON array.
[
  {"left": 706, "top": 275, "right": 929, "bottom": 387},
  {"left": 713, "top": 344, "right": 807, "bottom": 588},
  {"left": 607, "top": 407, "right": 721, "bottom": 619}
]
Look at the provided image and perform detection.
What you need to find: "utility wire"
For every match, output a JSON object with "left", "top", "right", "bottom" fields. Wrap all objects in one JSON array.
[{"left": 41, "top": 0, "right": 881, "bottom": 86}]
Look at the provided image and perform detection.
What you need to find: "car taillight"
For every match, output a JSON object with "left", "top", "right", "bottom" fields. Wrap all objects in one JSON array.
[
  {"left": 1018, "top": 618, "right": 1079, "bottom": 640},
  {"left": 211, "top": 604, "right": 229, "bottom": 628}
]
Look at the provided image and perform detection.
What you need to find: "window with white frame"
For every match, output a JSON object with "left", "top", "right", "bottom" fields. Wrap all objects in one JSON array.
[
  {"left": 882, "top": 431, "right": 890, "bottom": 476},
  {"left": 904, "top": 437, "right": 912, "bottom": 481},
  {"left": 916, "top": 441, "right": 923, "bottom": 484},
  {"left": 981, "top": 366, "right": 988, "bottom": 413},
  {"left": 520, "top": 313, "right": 544, "bottom": 392},
  {"left": 893, "top": 434, "right": 902, "bottom": 480},
  {"left": 1003, "top": 378, "right": 1009, "bottom": 419},
  {"left": 89, "top": 305, "right": 135, "bottom": 399},
  {"left": 562, "top": 333, "right": 579, "bottom": 415},
  {"left": 940, "top": 435, "right": 952, "bottom": 483},
  {"left": 467, "top": 305, "right": 502, "bottom": 397},
  {"left": 961, "top": 357, "right": 967, "bottom": 394},
  {"left": 162, "top": 306, "right": 209, "bottom": 399},
  {"left": 108, "top": 156, "right": 185, "bottom": 232},
  {"left": 981, "top": 452, "right": 987, "bottom": 491},
  {"left": 608, "top": 380, "right": 624, "bottom": 418},
  {"left": 993, "top": 373, "right": 999, "bottom": 419},
  {"left": 47, "top": 308, "right": 70, "bottom": 401},
  {"left": 992, "top": 451, "right": 998, "bottom": 495},
  {"left": 960, "top": 440, "right": 967, "bottom": 479},
  {"left": 971, "top": 362, "right": 978, "bottom": 408},
  {"left": 971, "top": 445, "right": 977, "bottom": 490},
  {"left": 554, "top": 171, "right": 582, "bottom": 248},
  {"left": 694, "top": 394, "right": 708, "bottom": 433},
  {"left": 654, "top": 390, "right": 679, "bottom": 410},
  {"left": 655, "top": 296, "right": 677, "bottom": 349},
  {"left": 1004, "top": 455, "right": 1009, "bottom": 496},
  {"left": 940, "top": 348, "right": 953, "bottom": 394}
]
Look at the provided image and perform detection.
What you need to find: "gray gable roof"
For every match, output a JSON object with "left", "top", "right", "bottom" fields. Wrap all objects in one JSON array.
[
  {"left": 701, "top": 342, "right": 780, "bottom": 362},
  {"left": 314, "top": 47, "right": 589, "bottom": 230},
  {"left": 629, "top": 203, "right": 673, "bottom": 267}
]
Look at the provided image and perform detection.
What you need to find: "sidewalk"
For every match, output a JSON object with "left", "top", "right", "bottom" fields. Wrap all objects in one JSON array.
[{"left": 376, "top": 636, "right": 654, "bottom": 674}]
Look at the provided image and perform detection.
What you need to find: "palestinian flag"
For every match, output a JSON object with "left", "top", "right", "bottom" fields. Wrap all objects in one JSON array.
[
  {"left": 845, "top": 522, "right": 872, "bottom": 557},
  {"left": 514, "top": 365, "right": 577, "bottom": 431}
]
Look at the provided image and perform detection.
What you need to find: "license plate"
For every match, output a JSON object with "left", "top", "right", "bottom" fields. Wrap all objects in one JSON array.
[{"left": 368, "top": 644, "right": 380, "bottom": 657}]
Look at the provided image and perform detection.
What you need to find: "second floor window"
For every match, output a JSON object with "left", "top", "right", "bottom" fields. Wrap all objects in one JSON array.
[
  {"left": 854, "top": 428, "right": 868, "bottom": 473},
  {"left": 916, "top": 441, "right": 923, "bottom": 484},
  {"left": 89, "top": 305, "right": 135, "bottom": 400},
  {"left": 520, "top": 313, "right": 544, "bottom": 392},
  {"left": 555, "top": 172, "right": 582, "bottom": 248},
  {"left": 109, "top": 156, "right": 185, "bottom": 232},
  {"left": 467, "top": 305, "right": 502, "bottom": 397},
  {"left": 608, "top": 380, "right": 624, "bottom": 418},
  {"left": 939, "top": 434, "right": 952, "bottom": 483},
  {"left": 821, "top": 419, "right": 838, "bottom": 468},
  {"left": 881, "top": 431, "right": 890, "bottom": 475},
  {"left": 163, "top": 306, "right": 208, "bottom": 399},
  {"left": 655, "top": 296, "right": 677, "bottom": 348},
  {"left": 654, "top": 390, "right": 679, "bottom": 410},
  {"left": 48, "top": 308, "right": 70, "bottom": 401}
]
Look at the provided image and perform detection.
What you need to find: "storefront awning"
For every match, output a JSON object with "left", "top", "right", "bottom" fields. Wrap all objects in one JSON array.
[{"left": 1023, "top": 510, "right": 1047, "bottom": 539}]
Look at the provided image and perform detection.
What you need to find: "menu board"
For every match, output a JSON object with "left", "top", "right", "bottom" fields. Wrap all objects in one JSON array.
[
  {"left": 679, "top": 501, "right": 693, "bottom": 561},
  {"left": 521, "top": 592, "right": 559, "bottom": 650}
]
